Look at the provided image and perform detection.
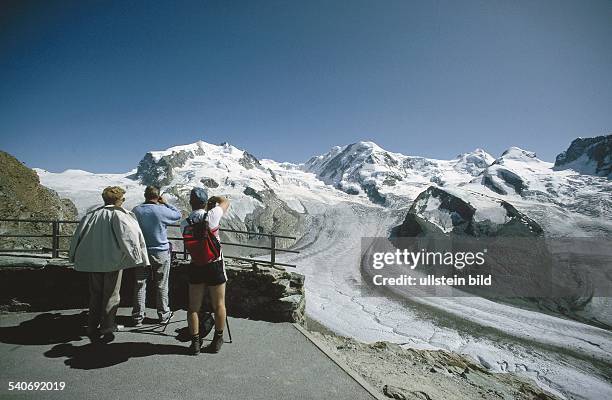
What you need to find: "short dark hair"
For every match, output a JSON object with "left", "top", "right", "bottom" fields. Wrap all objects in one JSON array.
[{"left": 144, "top": 186, "right": 160, "bottom": 201}]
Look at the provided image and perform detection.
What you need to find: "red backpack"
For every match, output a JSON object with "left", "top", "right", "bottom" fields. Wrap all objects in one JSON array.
[{"left": 183, "top": 213, "right": 221, "bottom": 266}]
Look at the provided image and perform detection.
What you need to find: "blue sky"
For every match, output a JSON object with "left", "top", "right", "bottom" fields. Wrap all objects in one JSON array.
[{"left": 1, "top": 0, "right": 611, "bottom": 173}]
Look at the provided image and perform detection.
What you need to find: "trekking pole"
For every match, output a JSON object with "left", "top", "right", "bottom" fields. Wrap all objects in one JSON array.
[{"left": 225, "top": 315, "right": 233, "bottom": 343}]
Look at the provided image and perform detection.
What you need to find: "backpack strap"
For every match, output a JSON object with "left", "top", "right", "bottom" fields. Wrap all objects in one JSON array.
[{"left": 186, "top": 211, "right": 208, "bottom": 227}]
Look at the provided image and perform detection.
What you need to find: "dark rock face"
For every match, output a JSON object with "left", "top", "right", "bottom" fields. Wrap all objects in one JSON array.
[
  {"left": 362, "top": 182, "right": 387, "bottom": 205},
  {"left": 0, "top": 152, "right": 78, "bottom": 250},
  {"left": 243, "top": 186, "right": 264, "bottom": 202},
  {"left": 402, "top": 157, "right": 436, "bottom": 170},
  {"left": 200, "top": 177, "right": 219, "bottom": 188},
  {"left": 135, "top": 145, "right": 205, "bottom": 186},
  {"left": 392, "top": 186, "right": 543, "bottom": 237},
  {"left": 482, "top": 168, "right": 526, "bottom": 195},
  {"left": 242, "top": 187, "right": 304, "bottom": 248},
  {"left": 382, "top": 174, "right": 403, "bottom": 187},
  {"left": 316, "top": 144, "right": 359, "bottom": 181},
  {"left": 554, "top": 134, "right": 612, "bottom": 178},
  {"left": 223, "top": 263, "right": 305, "bottom": 323},
  {"left": 238, "top": 151, "right": 264, "bottom": 170}
]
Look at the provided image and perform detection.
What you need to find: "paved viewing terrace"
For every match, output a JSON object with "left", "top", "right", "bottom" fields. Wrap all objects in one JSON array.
[{"left": 0, "top": 308, "right": 379, "bottom": 400}]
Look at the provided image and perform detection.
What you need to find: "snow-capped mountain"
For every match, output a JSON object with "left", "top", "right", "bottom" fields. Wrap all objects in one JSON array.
[
  {"left": 303, "top": 141, "right": 495, "bottom": 205},
  {"left": 35, "top": 137, "right": 612, "bottom": 238},
  {"left": 554, "top": 134, "right": 612, "bottom": 178}
]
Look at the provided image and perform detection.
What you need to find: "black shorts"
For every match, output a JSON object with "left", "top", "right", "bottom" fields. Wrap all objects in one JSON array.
[{"left": 188, "top": 259, "right": 227, "bottom": 286}]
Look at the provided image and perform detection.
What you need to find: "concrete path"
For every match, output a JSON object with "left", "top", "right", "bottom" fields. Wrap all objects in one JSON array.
[{"left": 0, "top": 309, "right": 377, "bottom": 400}]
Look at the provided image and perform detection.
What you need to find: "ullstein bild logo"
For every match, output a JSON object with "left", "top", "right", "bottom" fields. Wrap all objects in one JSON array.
[{"left": 360, "top": 237, "right": 612, "bottom": 298}]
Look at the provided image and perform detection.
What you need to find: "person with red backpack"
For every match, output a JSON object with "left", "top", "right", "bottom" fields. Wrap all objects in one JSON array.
[{"left": 181, "top": 187, "right": 230, "bottom": 355}]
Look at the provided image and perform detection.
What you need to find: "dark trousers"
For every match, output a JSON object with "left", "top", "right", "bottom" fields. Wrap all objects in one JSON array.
[{"left": 88, "top": 270, "right": 123, "bottom": 334}]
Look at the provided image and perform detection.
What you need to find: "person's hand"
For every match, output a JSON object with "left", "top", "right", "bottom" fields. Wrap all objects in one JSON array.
[{"left": 158, "top": 196, "right": 166, "bottom": 205}]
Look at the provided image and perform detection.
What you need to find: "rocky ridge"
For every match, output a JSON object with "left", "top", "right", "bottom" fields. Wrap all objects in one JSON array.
[
  {"left": 554, "top": 134, "right": 611, "bottom": 178},
  {"left": 0, "top": 151, "right": 77, "bottom": 250}
]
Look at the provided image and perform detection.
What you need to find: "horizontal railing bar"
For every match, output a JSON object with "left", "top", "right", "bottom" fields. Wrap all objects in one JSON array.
[
  {"left": 1, "top": 219, "right": 296, "bottom": 240},
  {"left": 0, "top": 218, "right": 80, "bottom": 224},
  {"left": 221, "top": 242, "right": 300, "bottom": 253},
  {"left": 0, "top": 234, "right": 53, "bottom": 238},
  {"left": 0, "top": 249, "right": 48, "bottom": 253},
  {"left": 167, "top": 224, "right": 296, "bottom": 240},
  {"left": 219, "top": 228, "right": 296, "bottom": 240},
  {"left": 0, "top": 218, "right": 54, "bottom": 223},
  {"left": 221, "top": 255, "right": 296, "bottom": 268},
  {"left": 167, "top": 237, "right": 300, "bottom": 254}
]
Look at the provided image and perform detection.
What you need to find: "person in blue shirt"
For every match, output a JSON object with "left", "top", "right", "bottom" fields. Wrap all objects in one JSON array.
[{"left": 131, "top": 186, "right": 182, "bottom": 326}]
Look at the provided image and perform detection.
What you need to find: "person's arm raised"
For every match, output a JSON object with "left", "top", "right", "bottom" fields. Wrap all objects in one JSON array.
[
  {"left": 217, "top": 197, "right": 230, "bottom": 213},
  {"left": 158, "top": 196, "right": 182, "bottom": 222}
]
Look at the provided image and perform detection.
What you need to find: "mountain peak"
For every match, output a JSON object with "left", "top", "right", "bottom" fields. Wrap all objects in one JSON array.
[
  {"left": 498, "top": 147, "right": 538, "bottom": 161},
  {"left": 347, "top": 140, "right": 384, "bottom": 152},
  {"left": 554, "top": 134, "right": 611, "bottom": 178},
  {"left": 454, "top": 148, "right": 495, "bottom": 174}
]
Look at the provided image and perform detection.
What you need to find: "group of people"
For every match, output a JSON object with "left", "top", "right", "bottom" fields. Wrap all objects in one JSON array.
[{"left": 68, "top": 185, "right": 230, "bottom": 355}]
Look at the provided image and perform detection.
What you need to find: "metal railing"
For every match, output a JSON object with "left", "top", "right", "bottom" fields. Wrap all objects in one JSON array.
[{"left": 0, "top": 218, "right": 299, "bottom": 268}]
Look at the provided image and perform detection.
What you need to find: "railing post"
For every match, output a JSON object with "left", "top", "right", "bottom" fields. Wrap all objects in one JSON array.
[
  {"left": 51, "top": 221, "right": 60, "bottom": 258},
  {"left": 270, "top": 235, "right": 276, "bottom": 267}
]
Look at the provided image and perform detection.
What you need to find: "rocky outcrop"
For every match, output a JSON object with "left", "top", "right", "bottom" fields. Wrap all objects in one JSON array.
[
  {"left": 482, "top": 168, "right": 526, "bottom": 195},
  {"left": 222, "top": 262, "right": 305, "bottom": 323},
  {"left": 0, "top": 257, "right": 305, "bottom": 323},
  {"left": 0, "top": 152, "right": 77, "bottom": 250},
  {"left": 478, "top": 148, "right": 538, "bottom": 195},
  {"left": 200, "top": 177, "right": 219, "bottom": 188},
  {"left": 392, "top": 186, "right": 543, "bottom": 237},
  {"left": 312, "top": 333, "right": 560, "bottom": 400},
  {"left": 135, "top": 144, "right": 205, "bottom": 186},
  {"left": 242, "top": 186, "right": 305, "bottom": 248},
  {"left": 238, "top": 151, "right": 264, "bottom": 170},
  {"left": 554, "top": 134, "right": 611, "bottom": 178}
]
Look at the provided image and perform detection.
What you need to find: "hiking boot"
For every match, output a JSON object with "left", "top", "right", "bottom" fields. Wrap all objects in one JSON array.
[
  {"left": 159, "top": 313, "right": 172, "bottom": 325},
  {"left": 189, "top": 335, "right": 201, "bottom": 356},
  {"left": 207, "top": 331, "right": 224, "bottom": 353}
]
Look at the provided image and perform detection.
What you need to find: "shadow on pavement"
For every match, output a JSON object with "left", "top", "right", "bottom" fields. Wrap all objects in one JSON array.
[
  {"left": 44, "top": 342, "right": 188, "bottom": 369},
  {"left": 0, "top": 312, "right": 88, "bottom": 345},
  {"left": 0, "top": 311, "right": 207, "bottom": 369}
]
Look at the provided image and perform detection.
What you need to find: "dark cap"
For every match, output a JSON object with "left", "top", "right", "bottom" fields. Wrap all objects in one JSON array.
[{"left": 190, "top": 187, "right": 208, "bottom": 205}]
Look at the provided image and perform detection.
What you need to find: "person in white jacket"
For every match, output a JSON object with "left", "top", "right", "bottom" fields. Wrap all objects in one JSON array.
[{"left": 69, "top": 186, "right": 149, "bottom": 341}]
